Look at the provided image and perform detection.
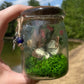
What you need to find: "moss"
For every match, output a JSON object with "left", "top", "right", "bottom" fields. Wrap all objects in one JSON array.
[{"left": 25, "top": 54, "right": 68, "bottom": 78}]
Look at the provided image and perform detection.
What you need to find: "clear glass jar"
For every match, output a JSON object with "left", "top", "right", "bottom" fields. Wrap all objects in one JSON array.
[{"left": 16, "top": 6, "right": 68, "bottom": 80}]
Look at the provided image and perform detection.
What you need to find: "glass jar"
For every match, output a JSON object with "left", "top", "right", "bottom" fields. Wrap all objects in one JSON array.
[{"left": 15, "top": 6, "right": 68, "bottom": 80}]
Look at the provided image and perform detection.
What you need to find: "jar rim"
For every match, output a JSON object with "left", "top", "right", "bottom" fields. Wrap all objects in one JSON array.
[{"left": 21, "top": 6, "right": 65, "bottom": 16}]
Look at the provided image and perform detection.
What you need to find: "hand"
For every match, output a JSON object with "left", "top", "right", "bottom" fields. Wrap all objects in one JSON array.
[{"left": 0, "top": 5, "right": 38, "bottom": 84}]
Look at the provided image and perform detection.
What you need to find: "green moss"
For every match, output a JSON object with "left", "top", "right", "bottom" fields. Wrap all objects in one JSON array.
[{"left": 25, "top": 54, "right": 68, "bottom": 78}]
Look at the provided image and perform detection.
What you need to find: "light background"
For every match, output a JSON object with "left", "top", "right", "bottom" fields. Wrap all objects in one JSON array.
[{"left": 0, "top": 0, "right": 63, "bottom": 7}]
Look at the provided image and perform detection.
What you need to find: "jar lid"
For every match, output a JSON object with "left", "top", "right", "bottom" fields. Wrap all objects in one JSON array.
[{"left": 21, "top": 6, "right": 65, "bottom": 16}]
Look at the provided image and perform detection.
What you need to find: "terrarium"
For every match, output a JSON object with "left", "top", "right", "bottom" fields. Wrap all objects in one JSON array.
[{"left": 13, "top": 6, "right": 68, "bottom": 80}]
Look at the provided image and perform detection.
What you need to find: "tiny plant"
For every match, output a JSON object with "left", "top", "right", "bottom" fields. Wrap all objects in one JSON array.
[{"left": 25, "top": 54, "right": 68, "bottom": 78}]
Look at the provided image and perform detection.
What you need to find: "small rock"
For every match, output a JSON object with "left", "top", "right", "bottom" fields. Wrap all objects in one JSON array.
[
  {"left": 35, "top": 48, "right": 45, "bottom": 56},
  {"left": 47, "top": 47, "right": 59, "bottom": 55},
  {"left": 47, "top": 40, "right": 56, "bottom": 48},
  {"left": 34, "top": 48, "right": 50, "bottom": 59},
  {"left": 47, "top": 39, "right": 59, "bottom": 55},
  {"left": 47, "top": 40, "right": 59, "bottom": 49}
]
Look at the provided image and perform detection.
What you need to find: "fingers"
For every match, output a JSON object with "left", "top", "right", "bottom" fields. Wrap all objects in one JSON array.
[
  {"left": 0, "top": 5, "right": 32, "bottom": 40},
  {"left": 0, "top": 40, "right": 3, "bottom": 56},
  {"left": 0, "top": 5, "right": 32, "bottom": 24},
  {"left": 0, "top": 71, "right": 27, "bottom": 84},
  {"left": 23, "top": 72, "right": 39, "bottom": 84},
  {"left": 0, "top": 5, "right": 38, "bottom": 84}
]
